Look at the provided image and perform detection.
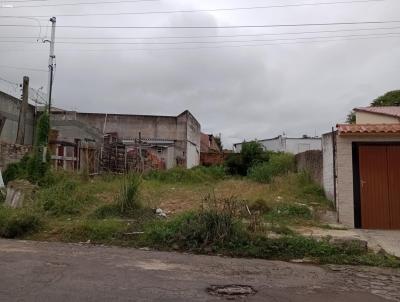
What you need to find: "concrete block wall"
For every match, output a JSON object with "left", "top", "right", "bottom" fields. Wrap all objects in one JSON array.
[
  {"left": 0, "top": 91, "right": 35, "bottom": 145},
  {"left": 295, "top": 150, "right": 323, "bottom": 186}
]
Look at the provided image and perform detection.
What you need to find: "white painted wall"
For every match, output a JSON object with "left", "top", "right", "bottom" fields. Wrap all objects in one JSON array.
[
  {"left": 234, "top": 136, "right": 321, "bottom": 154},
  {"left": 186, "top": 142, "right": 199, "bottom": 168}
]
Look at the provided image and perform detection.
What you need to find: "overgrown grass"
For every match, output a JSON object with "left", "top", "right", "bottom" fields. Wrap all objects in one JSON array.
[
  {"left": 143, "top": 166, "right": 226, "bottom": 183},
  {"left": 117, "top": 173, "right": 142, "bottom": 214},
  {"left": 248, "top": 152, "right": 295, "bottom": 183},
  {"left": 36, "top": 178, "right": 96, "bottom": 216},
  {"left": 61, "top": 219, "right": 128, "bottom": 243},
  {"left": 0, "top": 206, "right": 41, "bottom": 238},
  {"left": 141, "top": 210, "right": 400, "bottom": 267}
]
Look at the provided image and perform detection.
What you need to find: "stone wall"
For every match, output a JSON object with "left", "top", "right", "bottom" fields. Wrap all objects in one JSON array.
[
  {"left": 0, "top": 142, "right": 32, "bottom": 171},
  {"left": 295, "top": 150, "right": 323, "bottom": 186}
]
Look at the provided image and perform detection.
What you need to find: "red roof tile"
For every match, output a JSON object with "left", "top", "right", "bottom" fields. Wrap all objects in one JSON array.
[
  {"left": 354, "top": 106, "right": 400, "bottom": 119},
  {"left": 337, "top": 124, "right": 400, "bottom": 135}
]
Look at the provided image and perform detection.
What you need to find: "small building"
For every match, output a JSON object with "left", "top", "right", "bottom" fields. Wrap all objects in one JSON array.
[
  {"left": 324, "top": 106, "right": 400, "bottom": 229},
  {"left": 233, "top": 135, "right": 321, "bottom": 154}
]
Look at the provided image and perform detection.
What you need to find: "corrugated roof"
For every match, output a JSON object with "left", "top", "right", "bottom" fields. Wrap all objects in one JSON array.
[
  {"left": 354, "top": 106, "right": 400, "bottom": 119},
  {"left": 337, "top": 124, "right": 400, "bottom": 135}
]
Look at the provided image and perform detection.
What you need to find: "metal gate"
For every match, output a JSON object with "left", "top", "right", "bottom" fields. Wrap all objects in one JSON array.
[{"left": 356, "top": 144, "right": 400, "bottom": 229}]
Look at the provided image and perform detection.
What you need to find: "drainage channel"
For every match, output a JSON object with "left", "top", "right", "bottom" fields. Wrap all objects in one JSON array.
[{"left": 207, "top": 284, "right": 257, "bottom": 299}]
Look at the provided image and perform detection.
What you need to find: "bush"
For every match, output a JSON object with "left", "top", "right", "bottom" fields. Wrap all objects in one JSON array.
[
  {"left": 2, "top": 155, "right": 30, "bottom": 184},
  {"left": 117, "top": 174, "right": 142, "bottom": 214},
  {"left": 0, "top": 207, "right": 41, "bottom": 238},
  {"left": 144, "top": 166, "right": 225, "bottom": 183},
  {"left": 146, "top": 211, "right": 247, "bottom": 250},
  {"left": 37, "top": 179, "right": 94, "bottom": 216},
  {"left": 143, "top": 211, "right": 400, "bottom": 267},
  {"left": 248, "top": 152, "right": 295, "bottom": 183},
  {"left": 225, "top": 141, "right": 269, "bottom": 176}
]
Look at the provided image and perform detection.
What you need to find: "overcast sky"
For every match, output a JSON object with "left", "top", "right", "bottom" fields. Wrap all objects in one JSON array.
[{"left": 0, "top": 0, "right": 399, "bottom": 147}]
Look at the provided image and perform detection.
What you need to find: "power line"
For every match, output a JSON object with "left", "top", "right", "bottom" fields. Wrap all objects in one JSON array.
[
  {"left": 0, "top": 31, "right": 399, "bottom": 53},
  {"left": 1, "top": 31, "right": 400, "bottom": 45},
  {"left": 0, "top": 75, "right": 20, "bottom": 86},
  {"left": 0, "top": 64, "right": 48, "bottom": 72},
  {"left": 0, "top": 0, "right": 387, "bottom": 13},
  {"left": 2, "top": 25, "right": 400, "bottom": 40},
  {"left": 5, "top": 0, "right": 159, "bottom": 8},
  {"left": 2, "top": 20, "right": 400, "bottom": 29}
]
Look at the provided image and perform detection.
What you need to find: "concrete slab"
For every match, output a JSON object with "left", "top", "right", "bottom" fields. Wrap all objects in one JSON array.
[{"left": 355, "top": 230, "right": 400, "bottom": 258}]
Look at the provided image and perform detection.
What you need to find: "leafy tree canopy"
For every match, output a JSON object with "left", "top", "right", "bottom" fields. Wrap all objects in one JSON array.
[{"left": 346, "top": 90, "right": 400, "bottom": 124}]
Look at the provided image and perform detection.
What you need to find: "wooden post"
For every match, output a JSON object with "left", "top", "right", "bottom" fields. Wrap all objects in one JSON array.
[{"left": 16, "top": 76, "right": 29, "bottom": 145}]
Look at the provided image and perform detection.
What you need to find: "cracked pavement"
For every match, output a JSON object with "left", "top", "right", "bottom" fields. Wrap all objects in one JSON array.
[{"left": 0, "top": 239, "right": 399, "bottom": 301}]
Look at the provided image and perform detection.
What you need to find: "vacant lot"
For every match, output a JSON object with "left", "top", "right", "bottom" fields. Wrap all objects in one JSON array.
[{"left": 0, "top": 167, "right": 399, "bottom": 267}]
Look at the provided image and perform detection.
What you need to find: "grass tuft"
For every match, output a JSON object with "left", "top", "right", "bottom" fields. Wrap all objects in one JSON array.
[{"left": 0, "top": 206, "right": 41, "bottom": 238}]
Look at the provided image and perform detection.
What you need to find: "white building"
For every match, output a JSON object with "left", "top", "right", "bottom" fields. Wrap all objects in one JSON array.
[{"left": 233, "top": 135, "right": 322, "bottom": 154}]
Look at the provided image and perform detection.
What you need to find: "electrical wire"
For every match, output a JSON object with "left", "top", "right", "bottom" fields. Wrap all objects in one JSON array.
[
  {"left": 0, "top": 0, "right": 387, "bottom": 16},
  {"left": 2, "top": 25, "right": 400, "bottom": 40},
  {"left": 2, "top": 20, "right": 400, "bottom": 29},
  {"left": 1, "top": 31, "right": 400, "bottom": 45},
  {"left": 0, "top": 32, "right": 399, "bottom": 53},
  {"left": 0, "top": 64, "right": 48, "bottom": 72},
  {"left": 3, "top": 0, "right": 159, "bottom": 8}
]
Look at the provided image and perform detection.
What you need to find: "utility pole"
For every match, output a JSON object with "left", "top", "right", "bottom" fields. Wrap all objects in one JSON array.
[
  {"left": 16, "top": 76, "right": 29, "bottom": 145},
  {"left": 46, "top": 17, "right": 56, "bottom": 115}
]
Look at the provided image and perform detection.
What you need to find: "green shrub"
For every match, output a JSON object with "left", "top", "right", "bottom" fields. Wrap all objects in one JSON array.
[
  {"left": 0, "top": 206, "right": 41, "bottom": 238},
  {"left": 117, "top": 174, "right": 142, "bottom": 214},
  {"left": 62, "top": 219, "right": 127, "bottom": 242},
  {"left": 145, "top": 210, "right": 247, "bottom": 250},
  {"left": 37, "top": 179, "right": 94, "bottom": 216},
  {"left": 2, "top": 155, "right": 30, "bottom": 184},
  {"left": 144, "top": 166, "right": 225, "bottom": 183},
  {"left": 225, "top": 141, "right": 269, "bottom": 176},
  {"left": 248, "top": 153, "right": 295, "bottom": 183},
  {"left": 27, "top": 113, "right": 51, "bottom": 183}
]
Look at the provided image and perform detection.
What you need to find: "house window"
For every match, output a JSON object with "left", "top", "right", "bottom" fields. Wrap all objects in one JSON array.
[{"left": 157, "top": 147, "right": 163, "bottom": 153}]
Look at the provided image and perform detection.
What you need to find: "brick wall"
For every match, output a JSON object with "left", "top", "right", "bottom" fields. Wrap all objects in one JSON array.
[
  {"left": 0, "top": 142, "right": 32, "bottom": 171},
  {"left": 295, "top": 150, "right": 323, "bottom": 186},
  {"left": 200, "top": 152, "right": 227, "bottom": 166}
]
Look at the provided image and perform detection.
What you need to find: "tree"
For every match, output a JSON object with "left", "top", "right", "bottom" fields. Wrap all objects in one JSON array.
[
  {"left": 225, "top": 141, "right": 269, "bottom": 176},
  {"left": 346, "top": 90, "right": 400, "bottom": 124}
]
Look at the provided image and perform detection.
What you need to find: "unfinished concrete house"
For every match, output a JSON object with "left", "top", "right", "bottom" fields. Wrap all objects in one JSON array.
[
  {"left": 0, "top": 90, "right": 34, "bottom": 171},
  {"left": 50, "top": 109, "right": 201, "bottom": 173}
]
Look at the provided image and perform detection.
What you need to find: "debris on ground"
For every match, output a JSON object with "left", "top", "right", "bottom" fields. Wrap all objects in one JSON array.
[
  {"left": 4, "top": 180, "right": 37, "bottom": 208},
  {"left": 155, "top": 208, "right": 167, "bottom": 218}
]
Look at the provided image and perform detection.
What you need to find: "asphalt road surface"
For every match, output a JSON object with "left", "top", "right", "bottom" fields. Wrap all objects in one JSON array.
[{"left": 0, "top": 239, "right": 399, "bottom": 301}]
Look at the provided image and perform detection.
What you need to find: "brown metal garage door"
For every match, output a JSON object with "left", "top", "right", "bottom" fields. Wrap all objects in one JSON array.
[{"left": 358, "top": 145, "right": 400, "bottom": 229}]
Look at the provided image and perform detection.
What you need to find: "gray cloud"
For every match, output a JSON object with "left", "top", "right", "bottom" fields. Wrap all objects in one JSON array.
[{"left": 1, "top": 0, "right": 399, "bottom": 148}]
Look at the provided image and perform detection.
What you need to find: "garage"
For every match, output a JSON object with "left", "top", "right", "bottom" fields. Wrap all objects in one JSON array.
[{"left": 354, "top": 144, "right": 400, "bottom": 230}]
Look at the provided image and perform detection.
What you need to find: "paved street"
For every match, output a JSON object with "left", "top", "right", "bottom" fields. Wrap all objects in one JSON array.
[{"left": 0, "top": 239, "right": 399, "bottom": 302}]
